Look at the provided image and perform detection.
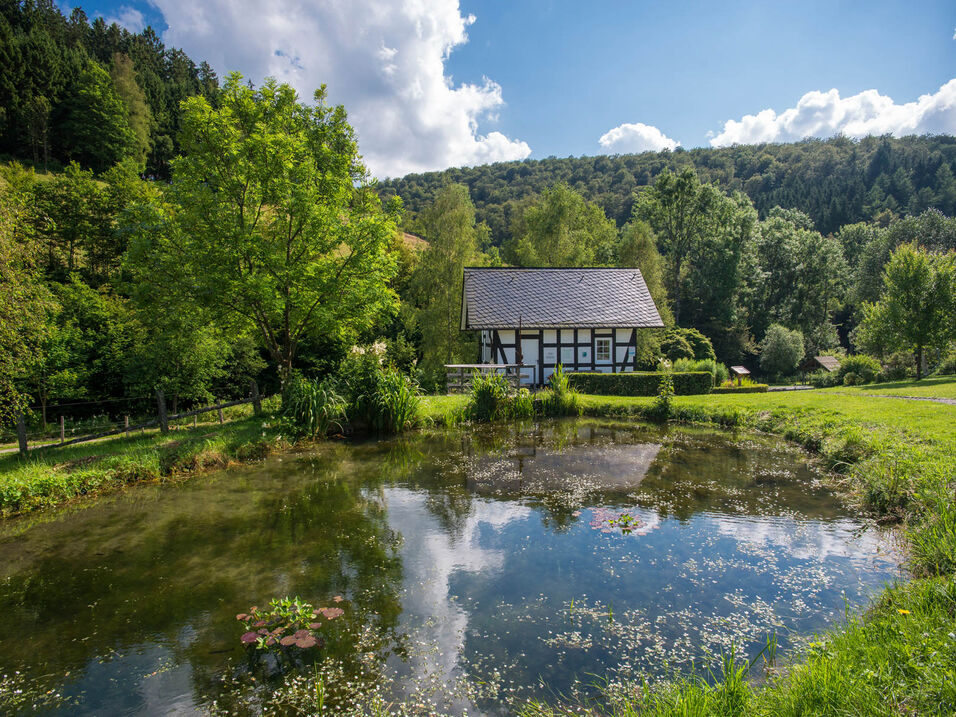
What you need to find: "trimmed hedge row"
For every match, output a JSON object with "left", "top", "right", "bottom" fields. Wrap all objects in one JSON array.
[
  {"left": 567, "top": 371, "right": 713, "bottom": 396},
  {"left": 712, "top": 384, "right": 769, "bottom": 394}
]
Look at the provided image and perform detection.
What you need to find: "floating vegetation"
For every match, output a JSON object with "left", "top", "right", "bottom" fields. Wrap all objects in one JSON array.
[{"left": 237, "top": 596, "right": 344, "bottom": 655}]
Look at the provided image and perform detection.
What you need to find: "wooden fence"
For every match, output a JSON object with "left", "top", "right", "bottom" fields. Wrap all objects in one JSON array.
[
  {"left": 14, "top": 381, "right": 264, "bottom": 456},
  {"left": 444, "top": 364, "right": 522, "bottom": 393}
]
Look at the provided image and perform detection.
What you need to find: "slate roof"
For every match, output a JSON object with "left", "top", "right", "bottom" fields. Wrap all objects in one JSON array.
[
  {"left": 461, "top": 268, "right": 664, "bottom": 330},
  {"left": 800, "top": 355, "right": 841, "bottom": 372}
]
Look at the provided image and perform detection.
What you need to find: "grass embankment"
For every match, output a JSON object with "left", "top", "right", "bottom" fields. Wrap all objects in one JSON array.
[
  {"left": 518, "top": 378, "right": 956, "bottom": 716},
  {"left": 0, "top": 403, "right": 286, "bottom": 517}
]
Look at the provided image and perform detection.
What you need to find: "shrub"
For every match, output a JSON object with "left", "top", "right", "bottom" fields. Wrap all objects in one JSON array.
[
  {"left": 469, "top": 371, "right": 512, "bottom": 421},
  {"left": 541, "top": 365, "right": 581, "bottom": 417},
  {"left": 837, "top": 354, "right": 881, "bottom": 385},
  {"left": 567, "top": 371, "right": 712, "bottom": 396},
  {"left": 281, "top": 374, "right": 346, "bottom": 439},
  {"left": 371, "top": 368, "right": 421, "bottom": 433},
  {"left": 808, "top": 370, "right": 841, "bottom": 388},
  {"left": 512, "top": 388, "right": 535, "bottom": 419},
  {"left": 672, "top": 358, "right": 726, "bottom": 386},
  {"left": 341, "top": 350, "right": 421, "bottom": 433},
  {"left": 647, "top": 372, "right": 675, "bottom": 421},
  {"left": 759, "top": 324, "right": 805, "bottom": 378},
  {"left": 661, "top": 333, "right": 695, "bottom": 361},
  {"left": 674, "top": 327, "right": 716, "bottom": 361},
  {"left": 934, "top": 348, "right": 956, "bottom": 376}
]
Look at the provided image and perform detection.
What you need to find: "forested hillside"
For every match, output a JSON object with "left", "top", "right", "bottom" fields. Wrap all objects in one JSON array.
[
  {"left": 381, "top": 135, "right": 956, "bottom": 240},
  {"left": 0, "top": 0, "right": 219, "bottom": 177}
]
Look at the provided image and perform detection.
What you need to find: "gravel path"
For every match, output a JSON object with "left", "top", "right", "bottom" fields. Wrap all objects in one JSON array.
[{"left": 842, "top": 393, "right": 956, "bottom": 406}]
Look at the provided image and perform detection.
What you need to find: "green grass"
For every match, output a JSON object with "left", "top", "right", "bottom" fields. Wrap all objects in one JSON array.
[
  {"left": 823, "top": 374, "right": 956, "bottom": 399},
  {"left": 0, "top": 409, "right": 287, "bottom": 517}
]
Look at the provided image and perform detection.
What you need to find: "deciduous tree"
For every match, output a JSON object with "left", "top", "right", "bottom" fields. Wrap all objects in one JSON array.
[{"left": 126, "top": 74, "right": 400, "bottom": 383}]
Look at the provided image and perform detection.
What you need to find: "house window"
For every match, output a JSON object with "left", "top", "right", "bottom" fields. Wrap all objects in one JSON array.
[{"left": 596, "top": 337, "right": 611, "bottom": 361}]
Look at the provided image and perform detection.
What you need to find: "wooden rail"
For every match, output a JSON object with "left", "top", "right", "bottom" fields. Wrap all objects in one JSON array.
[
  {"left": 444, "top": 364, "right": 523, "bottom": 393},
  {"left": 15, "top": 381, "right": 264, "bottom": 456}
]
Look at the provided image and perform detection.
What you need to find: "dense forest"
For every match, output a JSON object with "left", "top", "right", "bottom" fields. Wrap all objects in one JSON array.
[
  {"left": 381, "top": 135, "right": 956, "bottom": 241},
  {"left": 0, "top": 0, "right": 219, "bottom": 177}
]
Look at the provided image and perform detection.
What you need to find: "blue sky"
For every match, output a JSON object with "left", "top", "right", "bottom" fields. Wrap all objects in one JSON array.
[{"left": 78, "top": 0, "right": 955, "bottom": 176}]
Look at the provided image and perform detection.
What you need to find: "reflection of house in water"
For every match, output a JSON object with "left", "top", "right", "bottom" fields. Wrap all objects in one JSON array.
[{"left": 465, "top": 441, "right": 662, "bottom": 496}]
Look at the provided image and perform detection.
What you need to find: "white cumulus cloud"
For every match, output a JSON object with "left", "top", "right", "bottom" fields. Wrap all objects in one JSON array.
[
  {"left": 709, "top": 79, "right": 956, "bottom": 147},
  {"left": 149, "top": 0, "right": 530, "bottom": 177},
  {"left": 598, "top": 122, "right": 679, "bottom": 153},
  {"left": 101, "top": 6, "right": 146, "bottom": 33}
]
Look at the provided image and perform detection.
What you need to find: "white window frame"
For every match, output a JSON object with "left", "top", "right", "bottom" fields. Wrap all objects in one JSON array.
[{"left": 595, "top": 337, "right": 611, "bottom": 362}]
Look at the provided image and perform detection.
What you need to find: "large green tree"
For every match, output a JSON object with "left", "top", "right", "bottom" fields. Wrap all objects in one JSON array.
[
  {"left": 411, "top": 183, "right": 480, "bottom": 381},
  {"left": 505, "top": 183, "right": 617, "bottom": 267},
  {"left": 60, "top": 59, "right": 137, "bottom": 172},
  {"left": 632, "top": 168, "right": 757, "bottom": 358},
  {"left": 126, "top": 74, "right": 400, "bottom": 382},
  {"left": 857, "top": 242, "right": 955, "bottom": 379},
  {"left": 615, "top": 218, "right": 673, "bottom": 325},
  {"left": 0, "top": 176, "right": 51, "bottom": 426}
]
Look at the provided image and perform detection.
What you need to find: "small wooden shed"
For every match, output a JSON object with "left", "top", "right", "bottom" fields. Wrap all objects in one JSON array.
[{"left": 799, "top": 356, "right": 841, "bottom": 373}]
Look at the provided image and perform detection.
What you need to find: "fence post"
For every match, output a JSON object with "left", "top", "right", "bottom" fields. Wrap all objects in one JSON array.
[
  {"left": 193, "top": 414, "right": 197, "bottom": 428},
  {"left": 60, "top": 415, "right": 65, "bottom": 444},
  {"left": 16, "top": 413, "right": 27, "bottom": 456},
  {"left": 251, "top": 380, "right": 262, "bottom": 416},
  {"left": 124, "top": 415, "right": 129, "bottom": 436},
  {"left": 218, "top": 402, "right": 224, "bottom": 425},
  {"left": 156, "top": 390, "right": 169, "bottom": 433}
]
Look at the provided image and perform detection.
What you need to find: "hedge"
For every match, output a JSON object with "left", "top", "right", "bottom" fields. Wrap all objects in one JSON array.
[
  {"left": 567, "top": 371, "right": 713, "bottom": 396},
  {"left": 711, "top": 384, "right": 769, "bottom": 394}
]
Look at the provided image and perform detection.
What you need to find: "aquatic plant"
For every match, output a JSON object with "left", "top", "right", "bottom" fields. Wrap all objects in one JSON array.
[
  {"left": 237, "top": 595, "right": 345, "bottom": 655},
  {"left": 342, "top": 350, "right": 421, "bottom": 433}
]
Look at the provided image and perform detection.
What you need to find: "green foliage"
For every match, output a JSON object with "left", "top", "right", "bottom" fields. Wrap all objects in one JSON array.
[
  {"left": 759, "top": 324, "right": 805, "bottom": 378},
  {"left": 837, "top": 354, "right": 882, "bottom": 385},
  {"left": 468, "top": 371, "right": 512, "bottom": 422},
  {"left": 880, "top": 351, "right": 915, "bottom": 381},
  {"left": 0, "top": 2, "right": 219, "bottom": 177},
  {"left": 382, "top": 136, "right": 956, "bottom": 242},
  {"left": 410, "top": 184, "right": 480, "bottom": 382},
  {"left": 661, "top": 333, "right": 694, "bottom": 361},
  {"left": 341, "top": 350, "right": 421, "bottom": 434},
  {"left": 651, "top": 372, "right": 675, "bottom": 420},
  {"left": 858, "top": 242, "right": 956, "bottom": 379},
  {"left": 566, "top": 371, "right": 713, "bottom": 396},
  {"left": 616, "top": 219, "right": 672, "bottom": 324},
  {"left": 672, "top": 358, "right": 724, "bottom": 386},
  {"left": 541, "top": 365, "right": 582, "bottom": 417},
  {"left": 281, "top": 374, "right": 346, "bottom": 439},
  {"left": 511, "top": 388, "right": 535, "bottom": 419},
  {"left": 0, "top": 176, "right": 51, "bottom": 426},
  {"left": 505, "top": 183, "right": 617, "bottom": 266},
  {"left": 127, "top": 74, "right": 400, "bottom": 382},
  {"left": 60, "top": 59, "right": 137, "bottom": 173},
  {"left": 237, "top": 595, "right": 343, "bottom": 656},
  {"left": 937, "top": 349, "right": 956, "bottom": 376}
]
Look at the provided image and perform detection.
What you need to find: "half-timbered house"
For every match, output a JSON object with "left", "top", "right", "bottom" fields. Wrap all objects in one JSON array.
[{"left": 460, "top": 267, "right": 664, "bottom": 386}]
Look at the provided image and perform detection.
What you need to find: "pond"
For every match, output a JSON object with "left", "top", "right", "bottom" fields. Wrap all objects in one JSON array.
[{"left": 0, "top": 419, "right": 901, "bottom": 715}]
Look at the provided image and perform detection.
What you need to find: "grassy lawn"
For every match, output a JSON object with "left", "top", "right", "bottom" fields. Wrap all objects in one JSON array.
[
  {"left": 0, "top": 409, "right": 286, "bottom": 517},
  {"left": 823, "top": 373, "right": 956, "bottom": 400}
]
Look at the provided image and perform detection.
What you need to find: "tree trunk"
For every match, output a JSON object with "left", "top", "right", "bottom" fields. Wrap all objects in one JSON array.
[
  {"left": 915, "top": 345, "right": 923, "bottom": 380},
  {"left": 41, "top": 396, "right": 48, "bottom": 430}
]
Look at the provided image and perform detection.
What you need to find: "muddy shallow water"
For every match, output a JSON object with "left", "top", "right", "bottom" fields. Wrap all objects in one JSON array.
[{"left": 0, "top": 419, "right": 901, "bottom": 715}]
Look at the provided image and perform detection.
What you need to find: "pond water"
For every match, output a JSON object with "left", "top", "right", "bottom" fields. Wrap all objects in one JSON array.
[{"left": 0, "top": 419, "right": 901, "bottom": 715}]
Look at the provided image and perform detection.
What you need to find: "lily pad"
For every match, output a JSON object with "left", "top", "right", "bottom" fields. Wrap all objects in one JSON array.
[{"left": 240, "top": 632, "right": 258, "bottom": 644}]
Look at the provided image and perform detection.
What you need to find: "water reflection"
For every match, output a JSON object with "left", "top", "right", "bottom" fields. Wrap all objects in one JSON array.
[{"left": 0, "top": 419, "right": 900, "bottom": 715}]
